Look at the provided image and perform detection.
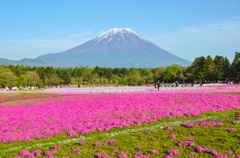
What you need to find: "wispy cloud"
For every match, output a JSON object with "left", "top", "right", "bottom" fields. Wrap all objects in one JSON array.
[
  {"left": 1, "top": 21, "right": 239, "bottom": 62},
  {"left": 0, "top": 30, "right": 97, "bottom": 60},
  {"left": 146, "top": 19, "right": 240, "bottom": 61}
]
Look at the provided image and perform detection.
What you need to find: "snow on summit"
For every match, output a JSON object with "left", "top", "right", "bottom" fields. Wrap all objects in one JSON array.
[
  {"left": 96, "top": 28, "right": 141, "bottom": 40},
  {"left": 94, "top": 28, "right": 143, "bottom": 45}
]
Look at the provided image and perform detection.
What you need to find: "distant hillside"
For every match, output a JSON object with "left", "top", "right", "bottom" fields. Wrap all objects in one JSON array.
[{"left": 0, "top": 58, "right": 48, "bottom": 67}]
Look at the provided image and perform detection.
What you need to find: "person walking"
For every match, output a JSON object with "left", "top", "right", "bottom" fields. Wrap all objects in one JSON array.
[
  {"left": 157, "top": 81, "right": 160, "bottom": 91},
  {"left": 175, "top": 81, "right": 179, "bottom": 87}
]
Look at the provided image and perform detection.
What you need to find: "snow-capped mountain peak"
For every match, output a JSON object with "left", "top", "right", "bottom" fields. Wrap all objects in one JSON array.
[
  {"left": 98, "top": 28, "right": 139, "bottom": 38},
  {"left": 33, "top": 27, "right": 191, "bottom": 68},
  {"left": 94, "top": 28, "right": 143, "bottom": 45}
]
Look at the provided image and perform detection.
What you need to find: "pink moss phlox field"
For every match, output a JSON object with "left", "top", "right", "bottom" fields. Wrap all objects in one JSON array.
[{"left": 1, "top": 92, "right": 240, "bottom": 143}]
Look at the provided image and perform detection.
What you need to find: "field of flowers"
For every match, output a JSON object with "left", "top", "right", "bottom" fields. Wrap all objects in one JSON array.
[{"left": 0, "top": 86, "right": 240, "bottom": 157}]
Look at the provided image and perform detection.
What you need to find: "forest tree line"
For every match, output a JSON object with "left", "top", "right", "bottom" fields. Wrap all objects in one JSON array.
[{"left": 0, "top": 52, "right": 239, "bottom": 88}]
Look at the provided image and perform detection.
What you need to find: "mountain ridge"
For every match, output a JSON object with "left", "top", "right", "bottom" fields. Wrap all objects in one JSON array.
[{"left": 1, "top": 28, "right": 192, "bottom": 68}]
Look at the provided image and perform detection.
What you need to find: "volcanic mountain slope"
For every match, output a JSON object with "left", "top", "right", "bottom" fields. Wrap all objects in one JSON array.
[{"left": 1, "top": 28, "right": 191, "bottom": 67}]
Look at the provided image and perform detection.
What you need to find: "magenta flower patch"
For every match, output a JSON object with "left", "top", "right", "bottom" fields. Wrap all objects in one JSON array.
[
  {"left": 119, "top": 152, "right": 127, "bottom": 158},
  {"left": 178, "top": 140, "right": 195, "bottom": 147},
  {"left": 166, "top": 126, "right": 173, "bottom": 131},
  {"left": 1, "top": 92, "right": 240, "bottom": 143},
  {"left": 196, "top": 146, "right": 206, "bottom": 152},
  {"left": 94, "top": 142, "right": 102, "bottom": 146},
  {"left": 72, "top": 148, "right": 81, "bottom": 154},
  {"left": 150, "top": 149, "right": 158, "bottom": 154},
  {"left": 169, "top": 149, "right": 180, "bottom": 155},
  {"left": 169, "top": 134, "right": 176, "bottom": 139}
]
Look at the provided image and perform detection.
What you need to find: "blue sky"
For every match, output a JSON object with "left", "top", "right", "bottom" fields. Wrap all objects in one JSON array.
[{"left": 0, "top": 0, "right": 240, "bottom": 62}]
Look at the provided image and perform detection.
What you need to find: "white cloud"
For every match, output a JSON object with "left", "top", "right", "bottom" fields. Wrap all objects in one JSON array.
[
  {"left": 0, "top": 30, "right": 97, "bottom": 60},
  {"left": 146, "top": 20, "right": 240, "bottom": 62},
  {"left": 1, "top": 21, "right": 240, "bottom": 62}
]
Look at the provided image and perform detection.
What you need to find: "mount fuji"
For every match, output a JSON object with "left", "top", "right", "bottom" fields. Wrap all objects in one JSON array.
[{"left": 1, "top": 28, "right": 191, "bottom": 68}]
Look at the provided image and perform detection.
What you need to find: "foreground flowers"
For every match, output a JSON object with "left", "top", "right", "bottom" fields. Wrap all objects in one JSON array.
[
  {"left": 0, "top": 92, "right": 240, "bottom": 143},
  {"left": 7, "top": 110, "right": 240, "bottom": 158}
]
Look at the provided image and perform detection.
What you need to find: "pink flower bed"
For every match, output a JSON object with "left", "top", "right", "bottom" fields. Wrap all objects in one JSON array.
[{"left": 0, "top": 92, "right": 240, "bottom": 143}]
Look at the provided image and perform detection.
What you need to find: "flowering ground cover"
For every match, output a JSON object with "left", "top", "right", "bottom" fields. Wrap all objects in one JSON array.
[
  {"left": 0, "top": 87, "right": 240, "bottom": 157},
  {"left": 1, "top": 109, "right": 240, "bottom": 158},
  {"left": 1, "top": 92, "right": 240, "bottom": 143}
]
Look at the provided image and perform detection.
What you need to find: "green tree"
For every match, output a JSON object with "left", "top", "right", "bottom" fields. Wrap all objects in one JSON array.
[
  {"left": 128, "top": 71, "right": 142, "bottom": 86},
  {"left": 153, "top": 67, "right": 166, "bottom": 83},
  {"left": 51, "top": 74, "right": 63, "bottom": 86},
  {"left": 190, "top": 56, "right": 206, "bottom": 83},
  {"left": 231, "top": 52, "right": 240, "bottom": 82},
  {"left": 62, "top": 69, "right": 71, "bottom": 85},
  {"left": 172, "top": 64, "right": 186, "bottom": 82},
  {"left": 43, "top": 66, "right": 57, "bottom": 86},
  {"left": 139, "top": 68, "right": 153, "bottom": 85},
  {"left": 17, "top": 74, "right": 28, "bottom": 87},
  {"left": 0, "top": 65, "right": 8, "bottom": 74},
  {"left": 0, "top": 71, "right": 17, "bottom": 88},
  {"left": 26, "top": 71, "right": 42, "bottom": 87},
  {"left": 203, "top": 55, "right": 217, "bottom": 82},
  {"left": 80, "top": 66, "right": 92, "bottom": 85},
  {"left": 185, "top": 66, "right": 194, "bottom": 83},
  {"left": 9, "top": 65, "right": 26, "bottom": 77},
  {"left": 163, "top": 65, "right": 185, "bottom": 83},
  {"left": 213, "top": 55, "right": 230, "bottom": 81}
]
